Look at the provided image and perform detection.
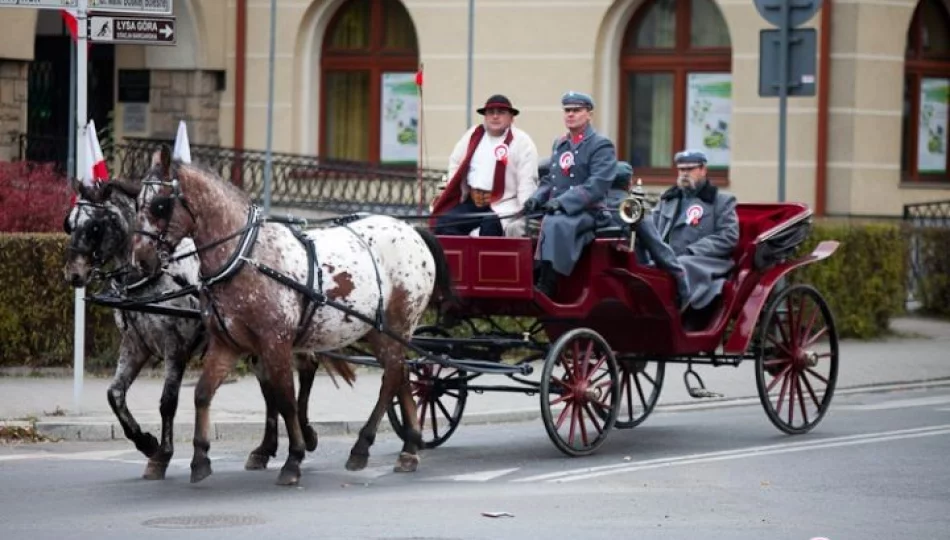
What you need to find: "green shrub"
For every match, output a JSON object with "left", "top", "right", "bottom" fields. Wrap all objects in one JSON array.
[
  {"left": 912, "top": 227, "right": 950, "bottom": 317},
  {"left": 790, "top": 221, "right": 907, "bottom": 339},
  {"left": 0, "top": 233, "right": 119, "bottom": 368}
]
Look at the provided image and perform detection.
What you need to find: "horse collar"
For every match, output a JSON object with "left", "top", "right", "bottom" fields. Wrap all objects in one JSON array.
[{"left": 200, "top": 205, "right": 263, "bottom": 287}]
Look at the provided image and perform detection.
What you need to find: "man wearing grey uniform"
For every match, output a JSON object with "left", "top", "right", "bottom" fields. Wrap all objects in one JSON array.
[{"left": 523, "top": 91, "right": 617, "bottom": 298}]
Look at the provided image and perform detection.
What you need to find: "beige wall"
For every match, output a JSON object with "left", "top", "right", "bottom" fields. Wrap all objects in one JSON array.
[{"left": 3, "top": 0, "right": 950, "bottom": 216}]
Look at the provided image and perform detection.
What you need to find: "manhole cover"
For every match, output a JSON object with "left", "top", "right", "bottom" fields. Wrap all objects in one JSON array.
[{"left": 142, "top": 514, "right": 265, "bottom": 529}]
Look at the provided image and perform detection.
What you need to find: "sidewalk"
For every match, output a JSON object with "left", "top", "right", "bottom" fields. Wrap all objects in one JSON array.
[{"left": 2, "top": 315, "right": 949, "bottom": 442}]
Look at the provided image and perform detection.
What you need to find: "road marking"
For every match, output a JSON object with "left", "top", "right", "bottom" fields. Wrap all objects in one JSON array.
[
  {"left": 837, "top": 395, "right": 950, "bottom": 411},
  {"left": 513, "top": 424, "right": 950, "bottom": 484},
  {"left": 0, "top": 449, "right": 129, "bottom": 463},
  {"left": 425, "top": 468, "right": 521, "bottom": 482}
]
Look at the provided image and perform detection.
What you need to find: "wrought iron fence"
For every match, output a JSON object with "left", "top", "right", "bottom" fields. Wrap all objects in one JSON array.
[
  {"left": 902, "top": 199, "right": 950, "bottom": 305},
  {"left": 15, "top": 134, "right": 448, "bottom": 215}
]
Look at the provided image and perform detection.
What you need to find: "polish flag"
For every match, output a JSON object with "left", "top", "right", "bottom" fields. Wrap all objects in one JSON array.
[
  {"left": 61, "top": 10, "right": 92, "bottom": 50},
  {"left": 172, "top": 120, "right": 192, "bottom": 163},
  {"left": 83, "top": 120, "right": 109, "bottom": 187}
]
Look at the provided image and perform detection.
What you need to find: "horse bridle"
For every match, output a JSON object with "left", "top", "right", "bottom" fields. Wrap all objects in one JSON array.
[
  {"left": 136, "top": 178, "right": 199, "bottom": 263},
  {"left": 66, "top": 200, "right": 127, "bottom": 269}
]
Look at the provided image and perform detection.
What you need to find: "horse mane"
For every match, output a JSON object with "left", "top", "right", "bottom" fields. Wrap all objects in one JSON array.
[{"left": 176, "top": 163, "right": 252, "bottom": 206}]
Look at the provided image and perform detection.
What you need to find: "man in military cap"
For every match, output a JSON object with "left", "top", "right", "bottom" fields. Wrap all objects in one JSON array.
[
  {"left": 432, "top": 94, "right": 539, "bottom": 237},
  {"left": 648, "top": 149, "right": 739, "bottom": 315},
  {"left": 523, "top": 91, "right": 617, "bottom": 298}
]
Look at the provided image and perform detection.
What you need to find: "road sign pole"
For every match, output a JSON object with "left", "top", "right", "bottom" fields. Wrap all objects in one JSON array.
[
  {"left": 777, "top": 0, "right": 790, "bottom": 203},
  {"left": 262, "top": 0, "right": 275, "bottom": 216},
  {"left": 74, "top": 0, "right": 88, "bottom": 413}
]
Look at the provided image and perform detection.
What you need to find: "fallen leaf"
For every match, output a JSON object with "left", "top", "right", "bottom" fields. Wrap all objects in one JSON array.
[{"left": 481, "top": 511, "right": 514, "bottom": 518}]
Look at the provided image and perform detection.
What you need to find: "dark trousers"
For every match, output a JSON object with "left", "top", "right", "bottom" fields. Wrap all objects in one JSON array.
[{"left": 434, "top": 198, "right": 504, "bottom": 236}]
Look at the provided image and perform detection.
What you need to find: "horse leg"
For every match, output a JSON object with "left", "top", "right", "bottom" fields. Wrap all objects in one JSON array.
[
  {"left": 245, "top": 356, "right": 279, "bottom": 470},
  {"left": 190, "top": 340, "right": 240, "bottom": 484},
  {"left": 107, "top": 335, "right": 159, "bottom": 460},
  {"left": 265, "top": 347, "right": 307, "bottom": 486},
  {"left": 295, "top": 352, "right": 319, "bottom": 452},
  {"left": 345, "top": 332, "right": 421, "bottom": 472},
  {"left": 393, "top": 356, "right": 423, "bottom": 473},
  {"left": 142, "top": 349, "right": 188, "bottom": 480}
]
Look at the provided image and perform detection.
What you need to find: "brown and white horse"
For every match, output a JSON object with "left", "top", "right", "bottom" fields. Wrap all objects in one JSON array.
[{"left": 131, "top": 155, "right": 455, "bottom": 486}]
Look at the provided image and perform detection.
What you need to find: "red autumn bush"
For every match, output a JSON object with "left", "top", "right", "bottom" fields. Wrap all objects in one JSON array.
[{"left": 0, "top": 161, "right": 72, "bottom": 233}]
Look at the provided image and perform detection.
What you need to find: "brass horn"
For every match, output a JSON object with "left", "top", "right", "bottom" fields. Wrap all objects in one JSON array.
[{"left": 618, "top": 178, "right": 647, "bottom": 225}]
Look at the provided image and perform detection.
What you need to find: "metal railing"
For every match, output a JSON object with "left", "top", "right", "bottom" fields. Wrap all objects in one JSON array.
[
  {"left": 902, "top": 199, "right": 950, "bottom": 306},
  {"left": 15, "top": 134, "right": 447, "bottom": 215}
]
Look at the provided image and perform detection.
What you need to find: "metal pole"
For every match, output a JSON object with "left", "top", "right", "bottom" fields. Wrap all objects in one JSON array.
[
  {"left": 74, "top": 0, "right": 89, "bottom": 413},
  {"left": 465, "top": 0, "right": 474, "bottom": 128},
  {"left": 263, "top": 0, "right": 277, "bottom": 216},
  {"left": 67, "top": 37, "right": 76, "bottom": 182},
  {"left": 777, "top": 0, "right": 790, "bottom": 202}
]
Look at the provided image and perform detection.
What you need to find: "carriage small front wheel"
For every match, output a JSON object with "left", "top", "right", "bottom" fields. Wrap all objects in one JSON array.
[
  {"left": 540, "top": 328, "right": 620, "bottom": 457},
  {"left": 754, "top": 284, "right": 839, "bottom": 434}
]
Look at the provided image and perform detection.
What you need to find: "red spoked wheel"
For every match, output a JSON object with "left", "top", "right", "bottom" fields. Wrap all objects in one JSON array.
[
  {"left": 614, "top": 359, "right": 665, "bottom": 429},
  {"left": 755, "top": 284, "right": 839, "bottom": 434},
  {"left": 387, "top": 327, "right": 468, "bottom": 449},
  {"left": 540, "top": 328, "right": 620, "bottom": 457}
]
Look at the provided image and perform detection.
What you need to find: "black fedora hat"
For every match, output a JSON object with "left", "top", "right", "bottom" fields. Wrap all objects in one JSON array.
[{"left": 476, "top": 94, "right": 520, "bottom": 116}]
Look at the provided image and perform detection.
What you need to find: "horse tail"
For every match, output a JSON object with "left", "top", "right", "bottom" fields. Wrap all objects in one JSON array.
[
  {"left": 315, "top": 354, "right": 358, "bottom": 388},
  {"left": 414, "top": 226, "right": 458, "bottom": 307}
]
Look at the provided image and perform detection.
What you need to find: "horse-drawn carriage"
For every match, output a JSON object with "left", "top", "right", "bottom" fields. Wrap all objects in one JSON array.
[
  {"left": 370, "top": 200, "right": 839, "bottom": 456},
  {"left": 66, "top": 150, "right": 839, "bottom": 485}
]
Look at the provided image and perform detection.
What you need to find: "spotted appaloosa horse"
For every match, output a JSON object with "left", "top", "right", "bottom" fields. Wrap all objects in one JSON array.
[
  {"left": 64, "top": 175, "right": 355, "bottom": 481},
  {"left": 131, "top": 155, "right": 455, "bottom": 486}
]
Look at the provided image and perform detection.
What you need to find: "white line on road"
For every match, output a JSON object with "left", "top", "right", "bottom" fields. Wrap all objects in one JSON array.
[
  {"left": 0, "top": 449, "right": 129, "bottom": 463},
  {"left": 513, "top": 424, "right": 950, "bottom": 484},
  {"left": 425, "top": 467, "right": 521, "bottom": 482}
]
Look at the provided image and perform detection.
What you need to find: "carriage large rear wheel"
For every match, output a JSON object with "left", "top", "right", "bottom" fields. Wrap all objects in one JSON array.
[
  {"left": 387, "top": 327, "right": 468, "bottom": 449},
  {"left": 754, "top": 284, "right": 839, "bottom": 434},
  {"left": 613, "top": 359, "right": 665, "bottom": 429},
  {"left": 540, "top": 328, "right": 620, "bottom": 457}
]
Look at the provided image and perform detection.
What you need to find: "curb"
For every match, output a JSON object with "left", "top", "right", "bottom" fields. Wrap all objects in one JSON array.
[{"left": 26, "top": 378, "right": 950, "bottom": 443}]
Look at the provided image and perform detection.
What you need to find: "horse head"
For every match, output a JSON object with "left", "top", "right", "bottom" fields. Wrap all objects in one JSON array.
[{"left": 63, "top": 178, "right": 141, "bottom": 287}]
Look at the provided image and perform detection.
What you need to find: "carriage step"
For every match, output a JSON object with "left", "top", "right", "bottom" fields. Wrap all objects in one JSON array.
[{"left": 683, "top": 367, "right": 724, "bottom": 399}]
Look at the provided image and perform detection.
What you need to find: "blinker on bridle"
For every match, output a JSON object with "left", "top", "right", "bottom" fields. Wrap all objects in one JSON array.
[{"left": 135, "top": 178, "right": 197, "bottom": 262}]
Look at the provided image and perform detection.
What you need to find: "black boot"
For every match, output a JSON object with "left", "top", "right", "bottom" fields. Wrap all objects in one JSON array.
[{"left": 535, "top": 261, "right": 557, "bottom": 299}]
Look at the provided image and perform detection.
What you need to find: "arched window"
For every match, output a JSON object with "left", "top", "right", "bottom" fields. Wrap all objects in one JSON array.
[
  {"left": 619, "top": 0, "right": 731, "bottom": 182},
  {"left": 321, "top": 0, "right": 419, "bottom": 163},
  {"left": 902, "top": 0, "right": 950, "bottom": 182}
]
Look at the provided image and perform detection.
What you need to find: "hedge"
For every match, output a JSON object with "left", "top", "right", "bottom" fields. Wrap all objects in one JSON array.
[
  {"left": 0, "top": 233, "right": 118, "bottom": 368},
  {"left": 912, "top": 227, "right": 950, "bottom": 318},
  {"left": 0, "top": 221, "right": 933, "bottom": 368}
]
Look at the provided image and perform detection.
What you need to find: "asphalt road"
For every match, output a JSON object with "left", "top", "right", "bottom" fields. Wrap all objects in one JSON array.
[{"left": 1, "top": 385, "right": 949, "bottom": 540}]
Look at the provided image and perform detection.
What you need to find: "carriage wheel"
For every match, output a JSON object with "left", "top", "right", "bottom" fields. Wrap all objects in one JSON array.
[
  {"left": 540, "top": 328, "right": 620, "bottom": 457},
  {"left": 613, "top": 359, "right": 665, "bottom": 429},
  {"left": 754, "top": 284, "right": 839, "bottom": 435},
  {"left": 387, "top": 327, "right": 468, "bottom": 449}
]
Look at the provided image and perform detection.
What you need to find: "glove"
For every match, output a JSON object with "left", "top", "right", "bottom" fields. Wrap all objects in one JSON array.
[
  {"left": 542, "top": 199, "right": 563, "bottom": 215},
  {"left": 523, "top": 199, "right": 541, "bottom": 214}
]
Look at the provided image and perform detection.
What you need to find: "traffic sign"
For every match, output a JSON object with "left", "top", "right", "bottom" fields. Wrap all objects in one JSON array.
[
  {"left": 754, "top": 0, "right": 822, "bottom": 29},
  {"left": 89, "top": 0, "right": 171, "bottom": 15},
  {"left": 0, "top": 0, "right": 78, "bottom": 8},
  {"left": 88, "top": 15, "right": 176, "bottom": 45},
  {"left": 759, "top": 28, "right": 817, "bottom": 97}
]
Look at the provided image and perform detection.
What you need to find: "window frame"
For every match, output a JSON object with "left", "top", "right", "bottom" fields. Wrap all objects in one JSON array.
[
  {"left": 903, "top": 0, "right": 950, "bottom": 183},
  {"left": 319, "top": 0, "right": 418, "bottom": 163},
  {"left": 618, "top": 0, "right": 731, "bottom": 185}
]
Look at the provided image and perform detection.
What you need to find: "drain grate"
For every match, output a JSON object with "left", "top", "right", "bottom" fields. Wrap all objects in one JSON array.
[{"left": 142, "top": 514, "right": 265, "bottom": 529}]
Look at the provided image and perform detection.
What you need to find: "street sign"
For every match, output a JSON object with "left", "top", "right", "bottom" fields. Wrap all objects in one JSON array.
[
  {"left": 0, "top": 0, "right": 78, "bottom": 8},
  {"left": 759, "top": 28, "right": 817, "bottom": 97},
  {"left": 754, "top": 0, "right": 822, "bottom": 29},
  {"left": 89, "top": 0, "right": 171, "bottom": 15},
  {"left": 88, "top": 15, "right": 176, "bottom": 45}
]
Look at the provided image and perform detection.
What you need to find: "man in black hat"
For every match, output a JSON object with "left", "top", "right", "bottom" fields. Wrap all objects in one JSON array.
[{"left": 431, "top": 94, "right": 539, "bottom": 237}]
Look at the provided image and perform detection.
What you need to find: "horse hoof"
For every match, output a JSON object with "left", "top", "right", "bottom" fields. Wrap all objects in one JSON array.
[
  {"left": 244, "top": 452, "right": 270, "bottom": 471},
  {"left": 393, "top": 452, "right": 419, "bottom": 473},
  {"left": 142, "top": 459, "right": 169, "bottom": 480},
  {"left": 190, "top": 459, "right": 212, "bottom": 483},
  {"left": 345, "top": 454, "right": 368, "bottom": 472},
  {"left": 136, "top": 433, "right": 160, "bottom": 458},
  {"left": 304, "top": 425, "right": 318, "bottom": 452},
  {"left": 276, "top": 466, "right": 300, "bottom": 486}
]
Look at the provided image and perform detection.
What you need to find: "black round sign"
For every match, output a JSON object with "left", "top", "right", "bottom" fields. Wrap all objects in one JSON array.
[{"left": 754, "top": 0, "right": 823, "bottom": 29}]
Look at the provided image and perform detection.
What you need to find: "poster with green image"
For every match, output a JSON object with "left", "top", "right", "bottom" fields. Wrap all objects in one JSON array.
[
  {"left": 685, "top": 73, "right": 732, "bottom": 169},
  {"left": 918, "top": 78, "right": 949, "bottom": 174},
  {"left": 380, "top": 72, "right": 420, "bottom": 164}
]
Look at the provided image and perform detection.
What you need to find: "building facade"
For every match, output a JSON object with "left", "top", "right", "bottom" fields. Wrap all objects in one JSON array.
[{"left": 1, "top": 0, "right": 949, "bottom": 217}]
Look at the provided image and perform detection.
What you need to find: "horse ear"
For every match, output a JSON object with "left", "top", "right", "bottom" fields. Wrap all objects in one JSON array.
[
  {"left": 111, "top": 178, "right": 142, "bottom": 198},
  {"left": 70, "top": 176, "right": 83, "bottom": 195},
  {"left": 159, "top": 144, "right": 172, "bottom": 175},
  {"left": 100, "top": 182, "right": 114, "bottom": 201}
]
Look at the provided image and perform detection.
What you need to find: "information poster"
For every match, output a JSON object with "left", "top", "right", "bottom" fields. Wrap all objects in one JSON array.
[
  {"left": 685, "top": 73, "right": 732, "bottom": 169},
  {"left": 918, "top": 78, "right": 949, "bottom": 174},
  {"left": 380, "top": 72, "right": 419, "bottom": 164}
]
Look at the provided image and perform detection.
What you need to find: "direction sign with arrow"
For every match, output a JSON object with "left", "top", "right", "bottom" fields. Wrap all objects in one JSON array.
[{"left": 88, "top": 15, "right": 176, "bottom": 45}]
